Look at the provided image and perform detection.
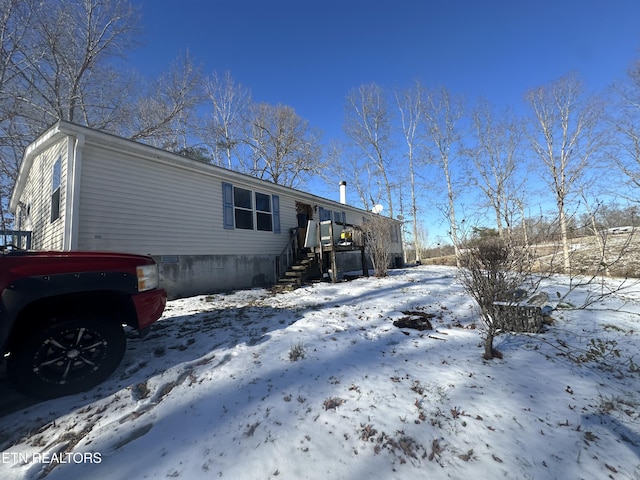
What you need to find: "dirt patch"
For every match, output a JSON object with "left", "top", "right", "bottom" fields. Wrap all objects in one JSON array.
[{"left": 393, "top": 311, "right": 434, "bottom": 331}]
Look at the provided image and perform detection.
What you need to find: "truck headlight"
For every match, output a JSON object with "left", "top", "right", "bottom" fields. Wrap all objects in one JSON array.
[{"left": 136, "top": 264, "right": 159, "bottom": 292}]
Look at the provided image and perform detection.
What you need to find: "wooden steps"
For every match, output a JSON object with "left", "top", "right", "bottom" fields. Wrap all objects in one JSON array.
[{"left": 273, "top": 251, "right": 319, "bottom": 292}]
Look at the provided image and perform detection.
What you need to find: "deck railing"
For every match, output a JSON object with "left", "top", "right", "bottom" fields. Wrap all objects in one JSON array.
[
  {"left": 275, "top": 227, "right": 299, "bottom": 279},
  {"left": 317, "top": 221, "right": 364, "bottom": 250},
  {"left": 0, "top": 229, "right": 32, "bottom": 250}
]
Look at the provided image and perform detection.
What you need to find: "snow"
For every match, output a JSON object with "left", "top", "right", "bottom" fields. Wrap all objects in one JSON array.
[{"left": 1, "top": 265, "right": 639, "bottom": 479}]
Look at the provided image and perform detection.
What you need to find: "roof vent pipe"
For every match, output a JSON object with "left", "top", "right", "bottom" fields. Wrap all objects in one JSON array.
[{"left": 339, "top": 181, "right": 347, "bottom": 205}]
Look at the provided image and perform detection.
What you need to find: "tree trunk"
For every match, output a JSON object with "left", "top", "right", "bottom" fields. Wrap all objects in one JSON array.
[
  {"left": 558, "top": 198, "right": 571, "bottom": 272},
  {"left": 495, "top": 210, "right": 503, "bottom": 238},
  {"left": 483, "top": 335, "right": 495, "bottom": 360},
  {"left": 445, "top": 167, "right": 462, "bottom": 268}
]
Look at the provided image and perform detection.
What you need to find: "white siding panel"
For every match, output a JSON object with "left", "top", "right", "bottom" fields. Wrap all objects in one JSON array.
[
  {"left": 18, "top": 139, "right": 67, "bottom": 250},
  {"left": 77, "top": 147, "right": 298, "bottom": 256}
]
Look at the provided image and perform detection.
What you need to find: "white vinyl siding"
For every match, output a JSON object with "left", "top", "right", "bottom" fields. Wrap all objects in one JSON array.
[
  {"left": 78, "top": 146, "right": 216, "bottom": 255},
  {"left": 76, "top": 145, "right": 295, "bottom": 256},
  {"left": 16, "top": 139, "right": 68, "bottom": 250}
]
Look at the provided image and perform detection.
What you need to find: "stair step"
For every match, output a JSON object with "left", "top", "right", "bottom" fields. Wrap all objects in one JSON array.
[
  {"left": 272, "top": 251, "right": 319, "bottom": 293},
  {"left": 272, "top": 283, "right": 297, "bottom": 293}
]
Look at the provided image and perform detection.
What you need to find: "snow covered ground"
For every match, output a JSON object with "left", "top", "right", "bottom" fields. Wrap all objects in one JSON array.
[{"left": 1, "top": 265, "right": 639, "bottom": 479}]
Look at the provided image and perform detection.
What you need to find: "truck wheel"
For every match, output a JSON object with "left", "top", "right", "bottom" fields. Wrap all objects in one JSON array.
[{"left": 7, "top": 315, "right": 126, "bottom": 398}]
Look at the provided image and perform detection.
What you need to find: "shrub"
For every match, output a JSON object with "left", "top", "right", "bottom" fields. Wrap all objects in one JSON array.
[
  {"left": 458, "top": 236, "right": 537, "bottom": 359},
  {"left": 362, "top": 214, "right": 393, "bottom": 277},
  {"left": 288, "top": 342, "right": 306, "bottom": 361}
]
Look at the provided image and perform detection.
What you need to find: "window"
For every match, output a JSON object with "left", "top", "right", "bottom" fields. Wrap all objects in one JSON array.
[
  {"left": 222, "top": 182, "right": 281, "bottom": 233},
  {"left": 255, "top": 192, "right": 272, "bottom": 231},
  {"left": 234, "top": 187, "right": 253, "bottom": 230},
  {"left": 51, "top": 157, "right": 61, "bottom": 222},
  {"left": 318, "top": 206, "right": 332, "bottom": 221},
  {"left": 391, "top": 224, "right": 399, "bottom": 243},
  {"left": 318, "top": 207, "right": 345, "bottom": 224}
]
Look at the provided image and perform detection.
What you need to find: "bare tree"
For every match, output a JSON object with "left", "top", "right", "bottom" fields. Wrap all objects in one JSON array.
[
  {"left": 421, "top": 87, "right": 465, "bottom": 267},
  {"left": 0, "top": 0, "right": 42, "bottom": 227},
  {"left": 325, "top": 140, "right": 374, "bottom": 211},
  {"left": 119, "top": 52, "right": 201, "bottom": 151},
  {"left": 344, "top": 83, "right": 395, "bottom": 218},
  {"left": 396, "top": 81, "right": 426, "bottom": 262},
  {"left": 468, "top": 100, "right": 523, "bottom": 237},
  {"left": 13, "top": 0, "right": 139, "bottom": 127},
  {"left": 526, "top": 74, "right": 605, "bottom": 273},
  {"left": 0, "top": 0, "right": 37, "bottom": 120},
  {"left": 202, "top": 71, "right": 252, "bottom": 168},
  {"left": 609, "top": 59, "right": 640, "bottom": 198},
  {"left": 6, "top": 0, "right": 202, "bottom": 148},
  {"left": 244, "top": 103, "right": 323, "bottom": 188}
]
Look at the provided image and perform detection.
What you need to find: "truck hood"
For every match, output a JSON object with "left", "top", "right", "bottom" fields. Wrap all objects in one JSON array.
[{"left": 1, "top": 250, "right": 156, "bottom": 279}]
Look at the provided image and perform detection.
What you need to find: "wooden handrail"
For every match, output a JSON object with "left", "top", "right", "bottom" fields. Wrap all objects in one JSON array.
[{"left": 275, "top": 227, "right": 299, "bottom": 279}]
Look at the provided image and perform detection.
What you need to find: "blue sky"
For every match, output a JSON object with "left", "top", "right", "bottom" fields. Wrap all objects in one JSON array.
[{"left": 130, "top": 0, "right": 640, "bottom": 241}]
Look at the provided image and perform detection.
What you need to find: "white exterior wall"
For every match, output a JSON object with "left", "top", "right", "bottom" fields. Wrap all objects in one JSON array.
[
  {"left": 15, "top": 138, "right": 69, "bottom": 251},
  {"left": 77, "top": 144, "right": 296, "bottom": 257}
]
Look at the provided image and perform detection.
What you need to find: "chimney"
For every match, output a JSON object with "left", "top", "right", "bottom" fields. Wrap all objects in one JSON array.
[{"left": 339, "top": 181, "right": 347, "bottom": 205}]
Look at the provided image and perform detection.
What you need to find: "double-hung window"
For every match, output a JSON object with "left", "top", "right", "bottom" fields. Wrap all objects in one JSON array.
[
  {"left": 223, "top": 182, "right": 280, "bottom": 233},
  {"left": 318, "top": 207, "right": 345, "bottom": 225},
  {"left": 255, "top": 192, "right": 272, "bottom": 231},
  {"left": 233, "top": 187, "right": 253, "bottom": 230}
]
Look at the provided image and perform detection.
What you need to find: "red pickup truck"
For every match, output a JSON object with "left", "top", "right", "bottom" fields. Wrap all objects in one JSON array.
[{"left": 1, "top": 249, "right": 167, "bottom": 398}]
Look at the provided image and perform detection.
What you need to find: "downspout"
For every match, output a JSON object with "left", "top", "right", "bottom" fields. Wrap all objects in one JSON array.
[{"left": 63, "top": 134, "right": 84, "bottom": 250}]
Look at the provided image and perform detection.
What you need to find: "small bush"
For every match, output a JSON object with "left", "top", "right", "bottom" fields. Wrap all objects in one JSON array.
[
  {"left": 288, "top": 342, "right": 306, "bottom": 361},
  {"left": 323, "top": 396, "right": 345, "bottom": 410}
]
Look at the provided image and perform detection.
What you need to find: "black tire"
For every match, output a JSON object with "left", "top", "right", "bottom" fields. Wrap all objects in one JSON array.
[{"left": 7, "top": 315, "right": 126, "bottom": 398}]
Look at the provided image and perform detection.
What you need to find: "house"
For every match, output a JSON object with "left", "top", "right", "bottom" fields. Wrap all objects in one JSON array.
[{"left": 10, "top": 121, "right": 404, "bottom": 298}]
